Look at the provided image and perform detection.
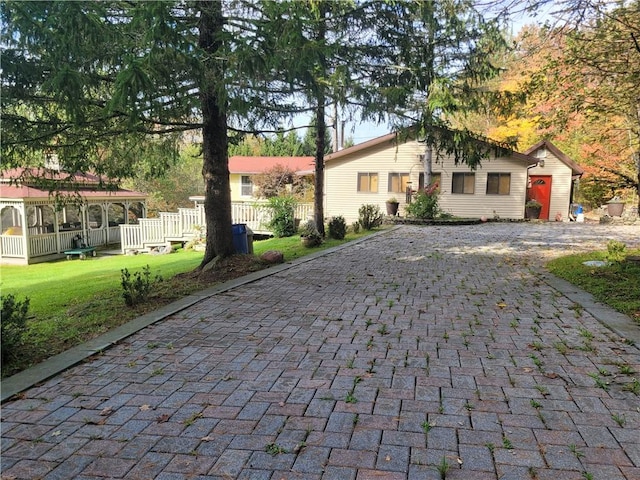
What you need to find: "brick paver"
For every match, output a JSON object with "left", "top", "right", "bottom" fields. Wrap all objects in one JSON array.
[{"left": 1, "top": 223, "right": 639, "bottom": 479}]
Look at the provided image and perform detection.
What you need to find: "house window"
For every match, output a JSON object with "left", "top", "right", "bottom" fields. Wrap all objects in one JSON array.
[
  {"left": 388, "top": 173, "right": 410, "bottom": 193},
  {"left": 241, "top": 175, "right": 253, "bottom": 196},
  {"left": 418, "top": 172, "right": 441, "bottom": 191},
  {"left": 452, "top": 172, "right": 475, "bottom": 194},
  {"left": 486, "top": 173, "right": 511, "bottom": 195},
  {"left": 357, "top": 172, "right": 378, "bottom": 192}
]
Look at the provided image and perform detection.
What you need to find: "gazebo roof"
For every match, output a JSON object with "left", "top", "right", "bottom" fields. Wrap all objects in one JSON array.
[{"left": 0, "top": 168, "right": 147, "bottom": 202}]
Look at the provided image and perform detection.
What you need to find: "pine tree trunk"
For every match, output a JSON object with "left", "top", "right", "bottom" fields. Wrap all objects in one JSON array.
[
  {"left": 198, "top": 1, "right": 234, "bottom": 268},
  {"left": 314, "top": 102, "right": 326, "bottom": 237},
  {"left": 313, "top": 4, "right": 328, "bottom": 237}
]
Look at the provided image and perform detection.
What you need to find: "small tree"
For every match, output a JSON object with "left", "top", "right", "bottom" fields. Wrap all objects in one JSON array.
[
  {"left": 358, "top": 204, "right": 383, "bottom": 230},
  {"left": 252, "top": 165, "right": 311, "bottom": 200},
  {"left": 266, "top": 196, "right": 298, "bottom": 237},
  {"left": 328, "top": 216, "right": 347, "bottom": 240}
]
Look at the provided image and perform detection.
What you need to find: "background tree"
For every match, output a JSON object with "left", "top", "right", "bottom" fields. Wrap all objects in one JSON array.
[
  {"left": 251, "top": 165, "right": 313, "bottom": 200},
  {"left": 480, "top": 0, "right": 640, "bottom": 209},
  {"left": 538, "top": 2, "right": 640, "bottom": 208},
  {"left": 257, "top": 0, "right": 369, "bottom": 236},
  {"left": 362, "top": 0, "right": 513, "bottom": 185},
  {"left": 125, "top": 144, "right": 205, "bottom": 215},
  {"left": 228, "top": 127, "right": 331, "bottom": 157}
]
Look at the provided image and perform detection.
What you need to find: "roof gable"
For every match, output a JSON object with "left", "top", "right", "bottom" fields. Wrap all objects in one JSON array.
[
  {"left": 325, "top": 131, "right": 536, "bottom": 164},
  {"left": 524, "top": 140, "right": 584, "bottom": 175}
]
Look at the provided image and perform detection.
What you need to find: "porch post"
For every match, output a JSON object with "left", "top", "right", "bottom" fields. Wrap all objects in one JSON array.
[
  {"left": 54, "top": 209, "right": 61, "bottom": 253},
  {"left": 124, "top": 201, "right": 130, "bottom": 225},
  {"left": 18, "top": 204, "right": 30, "bottom": 262},
  {"left": 81, "top": 204, "right": 89, "bottom": 246},
  {"left": 105, "top": 202, "right": 111, "bottom": 245},
  {"left": 101, "top": 202, "right": 107, "bottom": 246}
]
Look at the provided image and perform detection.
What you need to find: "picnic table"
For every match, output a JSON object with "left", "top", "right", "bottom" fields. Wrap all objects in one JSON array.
[{"left": 64, "top": 246, "right": 96, "bottom": 260}]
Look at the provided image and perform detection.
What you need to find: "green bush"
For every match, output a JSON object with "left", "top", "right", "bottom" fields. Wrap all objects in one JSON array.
[
  {"left": 121, "top": 265, "right": 162, "bottom": 307},
  {"left": 266, "top": 196, "right": 298, "bottom": 237},
  {"left": 299, "top": 220, "right": 322, "bottom": 247},
  {"left": 1, "top": 294, "right": 30, "bottom": 363},
  {"left": 606, "top": 240, "right": 626, "bottom": 263},
  {"left": 358, "top": 204, "right": 383, "bottom": 230},
  {"left": 406, "top": 184, "right": 440, "bottom": 219},
  {"left": 328, "top": 216, "right": 347, "bottom": 240},
  {"left": 351, "top": 221, "right": 360, "bottom": 234}
]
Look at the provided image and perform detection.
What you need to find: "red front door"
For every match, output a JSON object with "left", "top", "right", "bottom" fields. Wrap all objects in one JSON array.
[{"left": 528, "top": 175, "right": 552, "bottom": 220}]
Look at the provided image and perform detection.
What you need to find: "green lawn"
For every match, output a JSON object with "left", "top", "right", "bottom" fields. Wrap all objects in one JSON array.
[
  {"left": 1, "top": 229, "right": 376, "bottom": 377},
  {"left": 546, "top": 248, "right": 640, "bottom": 323}
]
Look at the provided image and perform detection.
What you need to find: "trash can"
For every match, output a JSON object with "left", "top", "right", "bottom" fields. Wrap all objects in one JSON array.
[
  {"left": 575, "top": 204, "right": 584, "bottom": 223},
  {"left": 232, "top": 223, "right": 249, "bottom": 254}
]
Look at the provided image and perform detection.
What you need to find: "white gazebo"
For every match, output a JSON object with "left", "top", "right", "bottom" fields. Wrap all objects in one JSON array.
[{"left": 1, "top": 168, "right": 147, "bottom": 265}]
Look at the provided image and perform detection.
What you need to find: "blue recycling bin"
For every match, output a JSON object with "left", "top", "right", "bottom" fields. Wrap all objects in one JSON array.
[{"left": 232, "top": 223, "right": 249, "bottom": 254}]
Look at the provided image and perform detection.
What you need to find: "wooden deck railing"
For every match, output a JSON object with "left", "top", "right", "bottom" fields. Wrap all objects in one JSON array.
[{"left": 120, "top": 201, "right": 314, "bottom": 253}]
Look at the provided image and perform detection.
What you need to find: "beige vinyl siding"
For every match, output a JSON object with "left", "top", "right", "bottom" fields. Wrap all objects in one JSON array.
[
  {"left": 325, "top": 140, "right": 424, "bottom": 223},
  {"left": 229, "top": 173, "right": 256, "bottom": 202},
  {"left": 229, "top": 173, "right": 242, "bottom": 202},
  {"left": 438, "top": 155, "right": 528, "bottom": 219},
  {"left": 528, "top": 149, "right": 574, "bottom": 219},
  {"left": 325, "top": 138, "right": 533, "bottom": 222}
]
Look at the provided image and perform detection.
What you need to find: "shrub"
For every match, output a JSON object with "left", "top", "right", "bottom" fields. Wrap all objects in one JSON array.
[
  {"left": 266, "top": 196, "right": 298, "bottom": 237},
  {"left": 406, "top": 183, "right": 440, "bottom": 219},
  {"left": 358, "top": 204, "right": 383, "bottom": 230},
  {"left": 299, "top": 220, "right": 322, "bottom": 247},
  {"left": 328, "top": 216, "right": 347, "bottom": 240},
  {"left": 351, "top": 221, "right": 360, "bottom": 234},
  {"left": 1, "top": 294, "right": 30, "bottom": 363},
  {"left": 121, "top": 265, "right": 162, "bottom": 307},
  {"left": 606, "top": 240, "right": 626, "bottom": 263}
]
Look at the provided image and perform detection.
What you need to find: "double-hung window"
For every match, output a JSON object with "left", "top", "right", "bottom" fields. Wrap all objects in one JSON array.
[
  {"left": 241, "top": 175, "right": 253, "bottom": 196},
  {"left": 452, "top": 172, "right": 475, "bottom": 194},
  {"left": 357, "top": 172, "right": 379, "bottom": 192},
  {"left": 388, "top": 172, "right": 410, "bottom": 193},
  {"left": 486, "top": 173, "right": 511, "bottom": 195}
]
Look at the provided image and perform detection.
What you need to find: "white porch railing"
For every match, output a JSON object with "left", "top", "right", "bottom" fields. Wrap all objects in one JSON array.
[
  {"left": 0, "top": 235, "right": 23, "bottom": 257},
  {"left": 119, "top": 201, "right": 314, "bottom": 253},
  {"left": 29, "top": 233, "right": 58, "bottom": 257}
]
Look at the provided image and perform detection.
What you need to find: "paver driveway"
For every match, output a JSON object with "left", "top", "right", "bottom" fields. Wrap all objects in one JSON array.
[{"left": 2, "top": 223, "right": 639, "bottom": 480}]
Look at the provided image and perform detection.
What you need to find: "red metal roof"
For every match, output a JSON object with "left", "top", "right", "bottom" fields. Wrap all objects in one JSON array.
[
  {"left": 0, "top": 184, "right": 147, "bottom": 201},
  {"left": 0, "top": 168, "right": 147, "bottom": 201},
  {"left": 2, "top": 167, "right": 107, "bottom": 185},
  {"left": 229, "top": 156, "right": 315, "bottom": 174}
]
